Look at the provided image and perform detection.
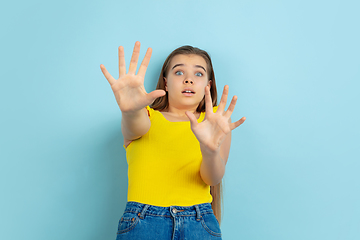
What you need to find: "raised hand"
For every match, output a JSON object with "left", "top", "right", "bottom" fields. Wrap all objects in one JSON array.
[
  {"left": 185, "top": 85, "right": 246, "bottom": 152},
  {"left": 100, "top": 41, "right": 166, "bottom": 113}
]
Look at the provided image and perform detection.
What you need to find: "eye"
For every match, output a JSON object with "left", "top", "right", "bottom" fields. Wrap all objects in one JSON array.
[
  {"left": 175, "top": 71, "right": 183, "bottom": 75},
  {"left": 195, "top": 72, "right": 203, "bottom": 77}
]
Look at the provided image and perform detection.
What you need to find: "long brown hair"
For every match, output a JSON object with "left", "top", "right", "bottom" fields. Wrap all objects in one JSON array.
[{"left": 150, "top": 46, "right": 224, "bottom": 225}]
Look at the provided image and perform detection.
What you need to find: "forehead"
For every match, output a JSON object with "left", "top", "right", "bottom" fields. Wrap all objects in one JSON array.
[{"left": 169, "top": 54, "right": 207, "bottom": 70}]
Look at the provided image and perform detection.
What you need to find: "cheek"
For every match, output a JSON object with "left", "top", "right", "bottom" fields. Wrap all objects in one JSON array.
[
  {"left": 197, "top": 88, "right": 206, "bottom": 99},
  {"left": 198, "top": 81, "right": 209, "bottom": 91},
  {"left": 166, "top": 80, "right": 181, "bottom": 92},
  {"left": 171, "top": 78, "right": 184, "bottom": 86}
]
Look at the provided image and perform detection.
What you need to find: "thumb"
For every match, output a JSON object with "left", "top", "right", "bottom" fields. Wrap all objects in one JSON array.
[
  {"left": 185, "top": 111, "right": 198, "bottom": 127},
  {"left": 147, "top": 89, "right": 166, "bottom": 102},
  {"left": 100, "top": 64, "right": 116, "bottom": 86}
]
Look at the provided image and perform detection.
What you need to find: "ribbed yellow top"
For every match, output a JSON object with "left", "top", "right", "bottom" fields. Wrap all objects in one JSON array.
[{"left": 124, "top": 106, "right": 218, "bottom": 207}]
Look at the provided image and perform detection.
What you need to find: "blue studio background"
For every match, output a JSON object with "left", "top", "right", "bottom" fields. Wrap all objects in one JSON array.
[{"left": 1, "top": 0, "right": 359, "bottom": 239}]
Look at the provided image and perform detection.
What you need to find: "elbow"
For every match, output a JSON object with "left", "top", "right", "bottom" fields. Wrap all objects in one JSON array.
[
  {"left": 207, "top": 179, "right": 222, "bottom": 187},
  {"left": 204, "top": 178, "right": 223, "bottom": 187},
  {"left": 199, "top": 155, "right": 226, "bottom": 186},
  {"left": 200, "top": 171, "right": 224, "bottom": 186}
]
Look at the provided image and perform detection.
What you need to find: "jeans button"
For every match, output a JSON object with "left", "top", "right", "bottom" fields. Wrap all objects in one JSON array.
[{"left": 172, "top": 208, "right": 177, "bottom": 214}]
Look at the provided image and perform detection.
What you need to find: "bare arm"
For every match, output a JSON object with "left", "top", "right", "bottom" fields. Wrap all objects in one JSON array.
[
  {"left": 186, "top": 85, "right": 246, "bottom": 186},
  {"left": 121, "top": 107, "right": 150, "bottom": 141},
  {"left": 199, "top": 120, "right": 231, "bottom": 186},
  {"left": 100, "top": 42, "right": 165, "bottom": 141}
]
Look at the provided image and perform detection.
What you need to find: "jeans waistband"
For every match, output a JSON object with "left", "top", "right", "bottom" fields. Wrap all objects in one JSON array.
[{"left": 124, "top": 201, "right": 213, "bottom": 220}]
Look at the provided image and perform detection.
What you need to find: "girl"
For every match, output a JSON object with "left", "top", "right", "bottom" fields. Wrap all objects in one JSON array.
[{"left": 100, "top": 41, "right": 246, "bottom": 240}]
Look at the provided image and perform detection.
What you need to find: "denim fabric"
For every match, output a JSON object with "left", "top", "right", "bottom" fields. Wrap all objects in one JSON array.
[{"left": 116, "top": 201, "right": 222, "bottom": 240}]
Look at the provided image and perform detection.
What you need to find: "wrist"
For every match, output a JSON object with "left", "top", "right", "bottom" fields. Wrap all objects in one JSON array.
[
  {"left": 121, "top": 107, "right": 146, "bottom": 117},
  {"left": 200, "top": 143, "right": 220, "bottom": 157}
]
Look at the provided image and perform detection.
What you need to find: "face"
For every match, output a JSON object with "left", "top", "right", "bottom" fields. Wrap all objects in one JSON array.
[{"left": 164, "top": 54, "right": 212, "bottom": 110}]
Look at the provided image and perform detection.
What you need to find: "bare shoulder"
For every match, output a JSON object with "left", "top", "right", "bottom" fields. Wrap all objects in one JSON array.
[{"left": 124, "top": 139, "right": 132, "bottom": 148}]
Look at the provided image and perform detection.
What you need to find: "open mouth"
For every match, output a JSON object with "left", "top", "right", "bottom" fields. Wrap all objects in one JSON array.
[
  {"left": 182, "top": 90, "right": 195, "bottom": 96},
  {"left": 182, "top": 90, "right": 195, "bottom": 94}
]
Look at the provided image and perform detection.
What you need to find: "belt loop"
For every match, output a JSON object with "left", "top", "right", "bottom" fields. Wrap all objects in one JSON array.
[
  {"left": 138, "top": 204, "right": 150, "bottom": 219},
  {"left": 195, "top": 205, "right": 202, "bottom": 221}
]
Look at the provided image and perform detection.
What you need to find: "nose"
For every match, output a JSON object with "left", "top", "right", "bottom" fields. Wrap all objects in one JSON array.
[{"left": 183, "top": 78, "right": 194, "bottom": 85}]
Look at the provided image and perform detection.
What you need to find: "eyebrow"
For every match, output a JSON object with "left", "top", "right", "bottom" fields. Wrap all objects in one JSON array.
[{"left": 171, "top": 64, "right": 206, "bottom": 72}]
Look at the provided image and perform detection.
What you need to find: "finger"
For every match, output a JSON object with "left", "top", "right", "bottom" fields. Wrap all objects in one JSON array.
[
  {"left": 230, "top": 117, "right": 246, "bottom": 130},
  {"left": 185, "top": 111, "right": 199, "bottom": 127},
  {"left": 217, "top": 85, "right": 229, "bottom": 114},
  {"left": 147, "top": 89, "right": 166, "bottom": 104},
  {"left": 224, "top": 95, "right": 237, "bottom": 118},
  {"left": 118, "top": 46, "right": 126, "bottom": 78},
  {"left": 137, "top": 47, "right": 152, "bottom": 78},
  {"left": 128, "top": 41, "right": 141, "bottom": 74},
  {"left": 100, "top": 64, "right": 116, "bottom": 86},
  {"left": 204, "top": 85, "right": 213, "bottom": 114}
]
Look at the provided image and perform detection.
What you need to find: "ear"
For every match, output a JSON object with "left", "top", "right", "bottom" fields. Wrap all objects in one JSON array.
[
  {"left": 207, "top": 80, "right": 212, "bottom": 89},
  {"left": 164, "top": 77, "right": 168, "bottom": 91}
]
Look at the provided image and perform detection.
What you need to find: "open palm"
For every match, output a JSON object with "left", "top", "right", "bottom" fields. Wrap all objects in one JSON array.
[
  {"left": 185, "top": 85, "right": 246, "bottom": 151},
  {"left": 100, "top": 41, "right": 165, "bottom": 113}
]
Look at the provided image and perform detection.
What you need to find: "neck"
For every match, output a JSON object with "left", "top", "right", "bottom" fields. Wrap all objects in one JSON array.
[{"left": 165, "top": 105, "right": 198, "bottom": 117}]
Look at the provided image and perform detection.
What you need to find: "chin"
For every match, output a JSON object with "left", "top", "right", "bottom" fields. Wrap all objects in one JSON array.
[{"left": 181, "top": 100, "right": 202, "bottom": 108}]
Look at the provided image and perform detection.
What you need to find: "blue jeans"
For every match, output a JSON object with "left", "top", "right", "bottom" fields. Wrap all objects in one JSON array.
[{"left": 116, "top": 201, "right": 222, "bottom": 240}]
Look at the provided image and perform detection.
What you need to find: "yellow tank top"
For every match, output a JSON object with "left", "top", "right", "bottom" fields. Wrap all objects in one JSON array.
[{"left": 124, "top": 105, "right": 218, "bottom": 207}]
